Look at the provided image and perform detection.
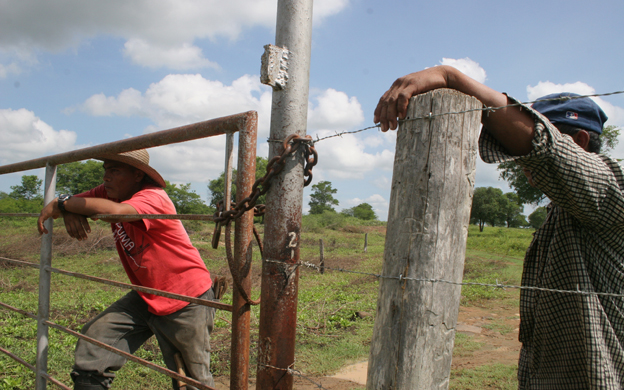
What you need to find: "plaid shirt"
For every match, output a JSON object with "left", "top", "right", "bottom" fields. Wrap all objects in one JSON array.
[{"left": 479, "top": 97, "right": 624, "bottom": 389}]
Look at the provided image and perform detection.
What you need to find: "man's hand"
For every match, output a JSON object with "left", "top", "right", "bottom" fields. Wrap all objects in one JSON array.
[
  {"left": 374, "top": 65, "right": 535, "bottom": 156},
  {"left": 374, "top": 67, "right": 449, "bottom": 132},
  {"left": 63, "top": 212, "right": 92, "bottom": 241},
  {"left": 37, "top": 198, "right": 61, "bottom": 235}
]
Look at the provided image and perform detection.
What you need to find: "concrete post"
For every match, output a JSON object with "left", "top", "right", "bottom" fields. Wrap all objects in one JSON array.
[{"left": 257, "top": 0, "right": 313, "bottom": 388}]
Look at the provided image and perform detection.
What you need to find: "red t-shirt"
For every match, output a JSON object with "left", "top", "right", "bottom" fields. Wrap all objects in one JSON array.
[{"left": 76, "top": 184, "right": 212, "bottom": 315}]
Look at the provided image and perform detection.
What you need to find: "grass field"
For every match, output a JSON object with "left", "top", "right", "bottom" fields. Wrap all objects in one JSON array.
[{"left": 0, "top": 216, "right": 532, "bottom": 389}]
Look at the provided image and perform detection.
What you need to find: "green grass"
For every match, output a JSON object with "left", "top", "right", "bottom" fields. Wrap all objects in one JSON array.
[
  {"left": 450, "top": 364, "right": 518, "bottom": 390},
  {"left": 0, "top": 219, "right": 532, "bottom": 389}
]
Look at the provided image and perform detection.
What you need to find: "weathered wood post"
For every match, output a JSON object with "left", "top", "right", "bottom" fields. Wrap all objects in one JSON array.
[
  {"left": 367, "top": 89, "right": 482, "bottom": 389},
  {"left": 364, "top": 233, "right": 368, "bottom": 253},
  {"left": 319, "top": 239, "right": 325, "bottom": 274}
]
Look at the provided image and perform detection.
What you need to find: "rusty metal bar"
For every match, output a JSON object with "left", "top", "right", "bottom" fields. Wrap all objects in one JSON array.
[
  {"left": 47, "top": 265, "right": 233, "bottom": 312},
  {"left": 229, "top": 112, "right": 258, "bottom": 390},
  {"left": 44, "top": 320, "right": 216, "bottom": 390},
  {"left": 0, "top": 111, "right": 256, "bottom": 175},
  {"left": 257, "top": 0, "right": 313, "bottom": 388},
  {"left": 0, "top": 301, "right": 38, "bottom": 320},
  {"left": 0, "top": 257, "right": 232, "bottom": 311},
  {"left": 224, "top": 132, "right": 234, "bottom": 212},
  {"left": 0, "top": 257, "right": 40, "bottom": 269},
  {"left": 0, "top": 346, "right": 72, "bottom": 390},
  {"left": 36, "top": 163, "right": 56, "bottom": 390}
]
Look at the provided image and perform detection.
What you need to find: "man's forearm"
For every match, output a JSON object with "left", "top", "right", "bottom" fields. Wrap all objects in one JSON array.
[
  {"left": 375, "top": 65, "right": 536, "bottom": 156},
  {"left": 63, "top": 197, "right": 139, "bottom": 221},
  {"left": 444, "top": 66, "right": 535, "bottom": 156}
]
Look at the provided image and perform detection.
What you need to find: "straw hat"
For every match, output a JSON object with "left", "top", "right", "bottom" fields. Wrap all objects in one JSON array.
[{"left": 96, "top": 149, "right": 166, "bottom": 188}]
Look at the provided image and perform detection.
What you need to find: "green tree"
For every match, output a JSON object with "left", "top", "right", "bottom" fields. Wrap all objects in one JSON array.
[
  {"left": 498, "top": 125, "right": 621, "bottom": 205},
  {"left": 528, "top": 206, "right": 548, "bottom": 229},
  {"left": 56, "top": 160, "right": 104, "bottom": 195},
  {"left": 10, "top": 175, "right": 42, "bottom": 200},
  {"left": 309, "top": 181, "right": 339, "bottom": 214},
  {"left": 164, "top": 181, "right": 211, "bottom": 214},
  {"left": 341, "top": 203, "right": 377, "bottom": 220},
  {"left": 207, "top": 157, "right": 268, "bottom": 208},
  {"left": 470, "top": 187, "right": 505, "bottom": 232},
  {"left": 500, "top": 192, "right": 524, "bottom": 228}
]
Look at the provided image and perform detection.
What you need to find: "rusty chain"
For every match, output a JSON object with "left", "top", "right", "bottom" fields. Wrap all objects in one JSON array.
[
  {"left": 211, "top": 134, "right": 317, "bottom": 306},
  {"left": 211, "top": 134, "right": 316, "bottom": 249}
]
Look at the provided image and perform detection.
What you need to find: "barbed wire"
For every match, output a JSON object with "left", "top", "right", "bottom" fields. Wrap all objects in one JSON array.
[
  {"left": 264, "top": 259, "right": 624, "bottom": 299},
  {"left": 259, "top": 363, "right": 330, "bottom": 390},
  {"left": 308, "top": 90, "right": 624, "bottom": 143}
]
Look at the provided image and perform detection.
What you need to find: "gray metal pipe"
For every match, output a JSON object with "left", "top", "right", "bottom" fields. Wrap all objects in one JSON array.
[
  {"left": 35, "top": 163, "right": 57, "bottom": 390},
  {"left": 257, "top": 0, "right": 314, "bottom": 388}
]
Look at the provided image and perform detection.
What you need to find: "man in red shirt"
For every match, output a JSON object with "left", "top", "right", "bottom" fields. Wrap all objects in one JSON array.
[{"left": 38, "top": 149, "right": 215, "bottom": 390}]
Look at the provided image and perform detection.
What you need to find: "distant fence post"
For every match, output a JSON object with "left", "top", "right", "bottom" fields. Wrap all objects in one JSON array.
[
  {"left": 319, "top": 239, "right": 324, "bottom": 274},
  {"left": 364, "top": 233, "right": 368, "bottom": 253},
  {"left": 36, "top": 163, "right": 57, "bottom": 390},
  {"left": 367, "top": 89, "right": 482, "bottom": 389}
]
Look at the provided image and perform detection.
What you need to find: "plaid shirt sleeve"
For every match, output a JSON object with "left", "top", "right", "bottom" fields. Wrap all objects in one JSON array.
[{"left": 479, "top": 95, "right": 624, "bottom": 230}]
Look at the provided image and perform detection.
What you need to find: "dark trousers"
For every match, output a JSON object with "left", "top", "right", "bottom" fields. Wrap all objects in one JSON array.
[{"left": 72, "top": 289, "right": 215, "bottom": 389}]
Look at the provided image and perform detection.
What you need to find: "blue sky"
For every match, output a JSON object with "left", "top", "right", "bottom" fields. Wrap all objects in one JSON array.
[{"left": 1, "top": 0, "right": 623, "bottom": 220}]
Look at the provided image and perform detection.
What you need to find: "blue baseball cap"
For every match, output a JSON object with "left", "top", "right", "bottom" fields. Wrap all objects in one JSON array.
[{"left": 531, "top": 92, "right": 608, "bottom": 134}]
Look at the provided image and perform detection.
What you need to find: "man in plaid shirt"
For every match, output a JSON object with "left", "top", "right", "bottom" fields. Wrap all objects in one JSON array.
[{"left": 375, "top": 66, "right": 624, "bottom": 389}]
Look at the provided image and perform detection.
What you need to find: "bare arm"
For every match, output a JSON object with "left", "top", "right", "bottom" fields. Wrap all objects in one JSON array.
[
  {"left": 37, "top": 196, "right": 139, "bottom": 236},
  {"left": 374, "top": 66, "right": 535, "bottom": 156}
]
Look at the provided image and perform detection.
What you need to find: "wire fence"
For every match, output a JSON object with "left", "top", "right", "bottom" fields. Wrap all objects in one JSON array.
[
  {"left": 264, "top": 258, "right": 624, "bottom": 299},
  {"left": 308, "top": 90, "right": 624, "bottom": 144},
  {"left": 2, "top": 89, "right": 624, "bottom": 389}
]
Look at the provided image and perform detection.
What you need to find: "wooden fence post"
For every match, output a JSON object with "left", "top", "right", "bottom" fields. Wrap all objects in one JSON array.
[
  {"left": 319, "top": 239, "right": 325, "bottom": 274},
  {"left": 367, "top": 89, "right": 482, "bottom": 389},
  {"left": 364, "top": 233, "right": 368, "bottom": 253}
]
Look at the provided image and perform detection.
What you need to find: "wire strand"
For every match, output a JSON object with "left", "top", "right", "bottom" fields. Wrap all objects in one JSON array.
[{"left": 310, "top": 90, "right": 624, "bottom": 143}]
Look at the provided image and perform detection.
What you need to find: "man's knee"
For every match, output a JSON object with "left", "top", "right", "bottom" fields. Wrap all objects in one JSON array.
[{"left": 71, "top": 370, "right": 114, "bottom": 390}]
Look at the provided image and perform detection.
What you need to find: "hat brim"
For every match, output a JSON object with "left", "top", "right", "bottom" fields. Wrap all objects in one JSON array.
[{"left": 96, "top": 155, "right": 166, "bottom": 188}]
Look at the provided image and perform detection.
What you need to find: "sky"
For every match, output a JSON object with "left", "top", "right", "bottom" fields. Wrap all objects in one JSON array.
[{"left": 1, "top": 0, "right": 624, "bottom": 221}]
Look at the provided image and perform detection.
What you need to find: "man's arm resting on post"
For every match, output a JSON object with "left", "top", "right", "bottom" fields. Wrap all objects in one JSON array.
[
  {"left": 37, "top": 197, "right": 140, "bottom": 239},
  {"left": 374, "top": 65, "right": 535, "bottom": 156}
]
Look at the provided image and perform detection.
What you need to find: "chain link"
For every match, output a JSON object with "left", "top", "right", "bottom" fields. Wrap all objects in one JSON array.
[
  {"left": 211, "top": 134, "right": 316, "bottom": 249},
  {"left": 209, "top": 134, "right": 317, "bottom": 305}
]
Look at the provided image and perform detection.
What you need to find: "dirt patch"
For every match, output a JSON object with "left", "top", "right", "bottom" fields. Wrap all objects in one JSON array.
[
  {"left": 453, "top": 305, "right": 521, "bottom": 370},
  {"left": 213, "top": 375, "right": 364, "bottom": 390}
]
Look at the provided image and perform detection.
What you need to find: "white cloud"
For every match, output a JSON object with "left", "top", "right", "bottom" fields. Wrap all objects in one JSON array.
[
  {"left": 308, "top": 88, "right": 364, "bottom": 130},
  {"left": 343, "top": 194, "right": 389, "bottom": 218},
  {"left": 526, "top": 81, "right": 595, "bottom": 101},
  {"left": 80, "top": 74, "right": 273, "bottom": 133},
  {"left": 77, "top": 73, "right": 274, "bottom": 182},
  {"left": 123, "top": 39, "right": 220, "bottom": 70},
  {"left": 0, "top": 62, "right": 21, "bottom": 79},
  {"left": 76, "top": 72, "right": 392, "bottom": 183},
  {"left": 373, "top": 175, "right": 390, "bottom": 189},
  {"left": 311, "top": 131, "right": 394, "bottom": 179},
  {"left": 0, "top": 108, "right": 79, "bottom": 165},
  {"left": 439, "top": 57, "right": 487, "bottom": 84},
  {"left": 306, "top": 89, "right": 395, "bottom": 180},
  {"left": 0, "top": 0, "right": 349, "bottom": 70}
]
